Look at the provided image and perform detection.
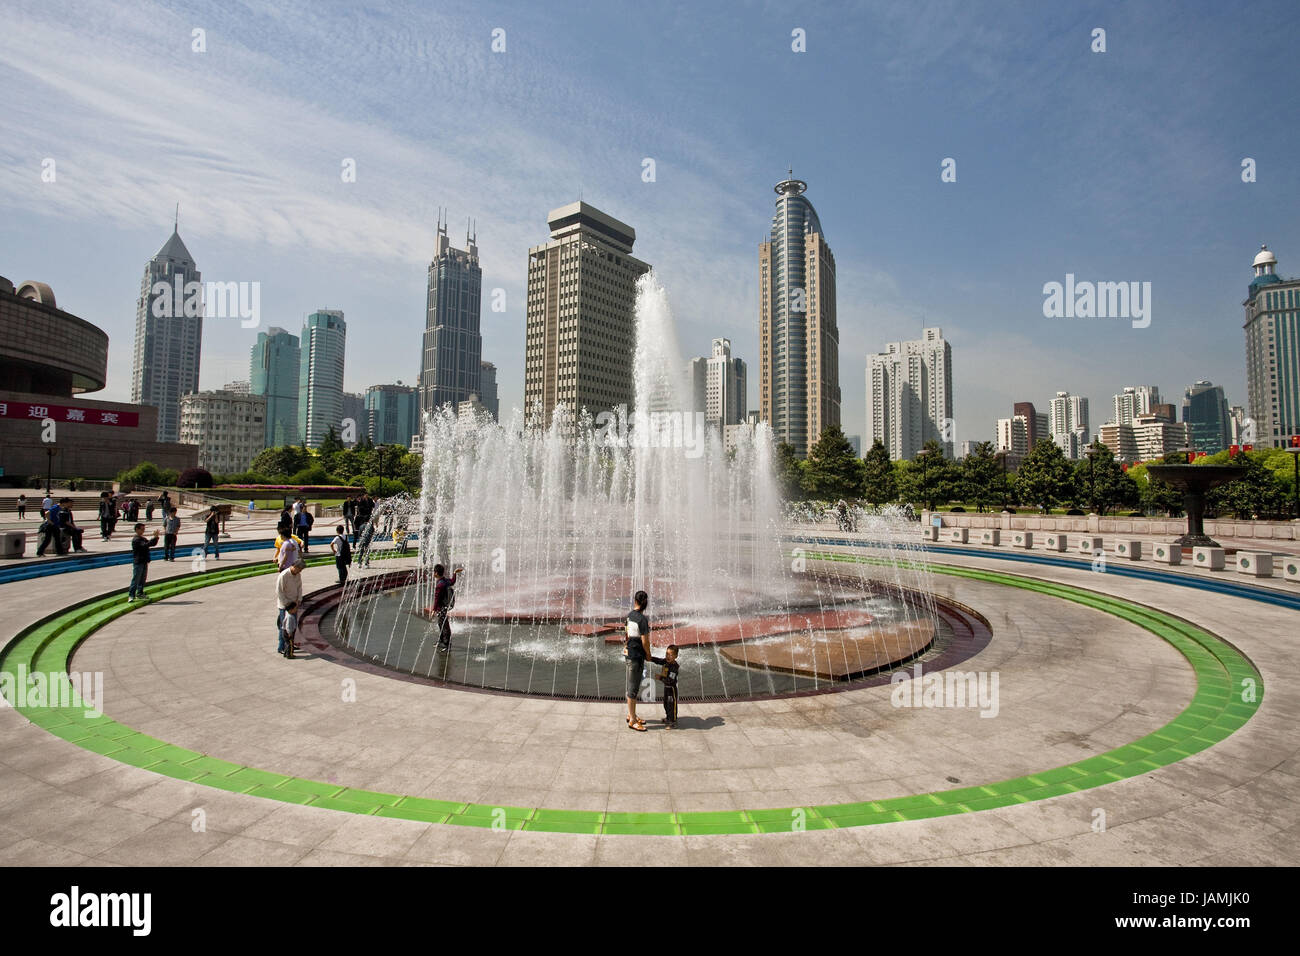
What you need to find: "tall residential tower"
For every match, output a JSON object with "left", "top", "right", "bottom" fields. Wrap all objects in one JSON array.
[
  {"left": 1244, "top": 245, "right": 1300, "bottom": 448},
  {"left": 866, "top": 327, "right": 953, "bottom": 461}
]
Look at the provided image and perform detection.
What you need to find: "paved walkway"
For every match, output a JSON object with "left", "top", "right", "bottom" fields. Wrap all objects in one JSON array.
[{"left": 1, "top": 541, "right": 1297, "bottom": 865}]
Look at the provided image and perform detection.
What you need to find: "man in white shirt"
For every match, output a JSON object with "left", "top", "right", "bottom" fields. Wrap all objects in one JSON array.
[{"left": 276, "top": 563, "right": 304, "bottom": 657}]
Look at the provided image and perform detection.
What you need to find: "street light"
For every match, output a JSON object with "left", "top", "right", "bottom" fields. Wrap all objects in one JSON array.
[
  {"left": 995, "top": 450, "right": 1009, "bottom": 510},
  {"left": 44, "top": 445, "right": 59, "bottom": 498}
]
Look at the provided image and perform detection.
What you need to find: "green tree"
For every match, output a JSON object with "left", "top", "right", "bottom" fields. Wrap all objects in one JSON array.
[
  {"left": 802, "top": 426, "right": 863, "bottom": 500},
  {"left": 1014, "top": 438, "right": 1075, "bottom": 513},
  {"left": 897, "top": 440, "right": 959, "bottom": 511},
  {"left": 117, "top": 461, "right": 164, "bottom": 486},
  {"left": 772, "top": 442, "right": 806, "bottom": 501},
  {"left": 960, "top": 442, "right": 1002, "bottom": 513},
  {"left": 860, "top": 439, "right": 897, "bottom": 505},
  {"left": 249, "top": 445, "right": 311, "bottom": 481},
  {"left": 1072, "top": 441, "right": 1139, "bottom": 515},
  {"left": 1127, "top": 462, "right": 1183, "bottom": 516},
  {"left": 1208, "top": 453, "right": 1289, "bottom": 518},
  {"left": 318, "top": 425, "right": 344, "bottom": 463}
]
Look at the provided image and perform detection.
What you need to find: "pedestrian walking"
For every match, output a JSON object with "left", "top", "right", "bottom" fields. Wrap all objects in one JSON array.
[
  {"left": 16, "top": 494, "right": 26, "bottom": 519},
  {"left": 162, "top": 507, "right": 180, "bottom": 561},
  {"left": 202, "top": 506, "right": 221, "bottom": 559},
  {"left": 295, "top": 503, "right": 314, "bottom": 553}
]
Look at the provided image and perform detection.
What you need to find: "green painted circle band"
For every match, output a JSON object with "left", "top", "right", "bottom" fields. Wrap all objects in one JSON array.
[{"left": 0, "top": 553, "right": 1263, "bottom": 836}]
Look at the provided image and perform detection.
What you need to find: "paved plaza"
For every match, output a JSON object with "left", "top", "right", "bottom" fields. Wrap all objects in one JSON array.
[{"left": 1, "top": 517, "right": 1298, "bottom": 867}]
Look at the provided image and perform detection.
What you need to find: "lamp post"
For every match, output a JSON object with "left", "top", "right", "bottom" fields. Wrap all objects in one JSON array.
[
  {"left": 995, "top": 450, "right": 1009, "bottom": 510},
  {"left": 44, "top": 445, "right": 58, "bottom": 498}
]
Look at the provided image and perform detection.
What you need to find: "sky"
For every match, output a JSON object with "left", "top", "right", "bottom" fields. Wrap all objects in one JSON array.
[{"left": 3, "top": 0, "right": 1298, "bottom": 448}]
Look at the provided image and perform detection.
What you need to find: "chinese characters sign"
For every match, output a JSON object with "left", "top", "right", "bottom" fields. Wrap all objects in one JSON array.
[{"left": 0, "top": 402, "right": 140, "bottom": 428}]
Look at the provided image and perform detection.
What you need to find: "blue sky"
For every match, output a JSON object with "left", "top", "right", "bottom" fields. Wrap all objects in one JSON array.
[{"left": 2, "top": 0, "right": 1297, "bottom": 447}]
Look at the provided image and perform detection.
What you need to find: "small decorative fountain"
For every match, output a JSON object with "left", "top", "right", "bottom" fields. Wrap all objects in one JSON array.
[
  {"left": 328, "top": 274, "right": 951, "bottom": 700},
  {"left": 1146, "top": 454, "right": 1245, "bottom": 548}
]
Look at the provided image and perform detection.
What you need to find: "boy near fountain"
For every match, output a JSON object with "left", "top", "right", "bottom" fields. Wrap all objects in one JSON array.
[{"left": 650, "top": 644, "right": 680, "bottom": 728}]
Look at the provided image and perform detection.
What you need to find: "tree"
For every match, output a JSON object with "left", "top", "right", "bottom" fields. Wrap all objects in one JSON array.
[
  {"left": 1072, "top": 441, "right": 1139, "bottom": 515},
  {"left": 177, "top": 467, "right": 214, "bottom": 489},
  {"left": 1127, "top": 462, "right": 1183, "bottom": 516},
  {"left": 1208, "top": 452, "right": 1289, "bottom": 518},
  {"left": 249, "top": 445, "right": 311, "bottom": 481},
  {"left": 803, "top": 426, "right": 863, "bottom": 500},
  {"left": 318, "top": 425, "right": 344, "bottom": 462},
  {"left": 960, "top": 442, "right": 1002, "bottom": 513},
  {"left": 860, "top": 439, "right": 897, "bottom": 505},
  {"left": 772, "top": 442, "right": 806, "bottom": 501},
  {"left": 1014, "top": 439, "right": 1075, "bottom": 513},
  {"left": 117, "top": 462, "right": 164, "bottom": 487},
  {"left": 896, "top": 440, "right": 959, "bottom": 511}
]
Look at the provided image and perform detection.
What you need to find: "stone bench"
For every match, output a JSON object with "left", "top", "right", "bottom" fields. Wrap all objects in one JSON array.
[
  {"left": 1151, "top": 543, "right": 1181, "bottom": 565},
  {"left": 1192, "top": 547, "right": 1226, "bottom": 571},
  {"left": 1236, "top": 551, "right": 1274, "bottom": 577},
  {"left": 1113, "top": 539, "right": 1142, "bottom": 560}
]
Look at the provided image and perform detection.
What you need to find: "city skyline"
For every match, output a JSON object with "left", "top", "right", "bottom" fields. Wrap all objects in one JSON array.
[{"left": 4, "top": 1, "right": 1299, "bottom": 449}]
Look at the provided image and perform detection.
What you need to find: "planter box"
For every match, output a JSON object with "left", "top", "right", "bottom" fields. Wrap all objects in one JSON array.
[
  {"left": 1151, "top": 543, "right": 1182, "bottom": 565},
  {"left": 1235, "top": 551, "right": 1274, "bottom": 577},
  {"left": 948, "top": 528, "right": 969, "bottom": 543},
  {"left": 1113, "top": 540, "right": 1142, "bottom": 560},
  {"left": 1012, "top": 531, "right": 1033, "bottom": 549},
  {"left": 1193, "top": 547, "right": 1226, "bottom": 571},
  {"left": 1076, "top": 536, "right": 1104, "bottom": 555}
]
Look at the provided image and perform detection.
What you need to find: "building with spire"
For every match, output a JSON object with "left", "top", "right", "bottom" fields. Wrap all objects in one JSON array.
[
  {"left": 421, "top": 212, "right": 483, "bottom": 416},
  {"left": 1244, "top": 244, "right": 1300, "bottom": 448},
  {"left": 131, "top": 215, "right": 202, "bottom": 442},
  {"left": 758, "top": 172, "right": 840, "bottom": 456}
]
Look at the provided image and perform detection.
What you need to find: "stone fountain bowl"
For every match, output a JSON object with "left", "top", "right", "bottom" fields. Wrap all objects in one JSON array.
[{"left": 1145, "top": 464, "right": 1246, "bottom": 492}]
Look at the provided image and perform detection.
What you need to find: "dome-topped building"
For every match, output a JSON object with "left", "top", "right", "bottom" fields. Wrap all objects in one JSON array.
[{"left": 1243, "top": 244, "right": 1300, "bottom": 448}]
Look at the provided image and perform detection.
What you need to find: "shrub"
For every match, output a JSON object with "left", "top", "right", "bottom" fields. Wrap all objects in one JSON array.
[
  {"left": 178, "top": 467, "right": 214, "bottom": 489},
  {"left": 118, "top": 462, "right": 164, "bottom": 487},
  {"left": 289, "top": 465, "right": 337, "bottom": 486}
]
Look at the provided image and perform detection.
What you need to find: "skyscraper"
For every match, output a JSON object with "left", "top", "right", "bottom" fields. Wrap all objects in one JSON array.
[
  {"left": 479, "top": 360, "right": 499, "bottom": 422},
  {"left": 1113, "top": 385, "right": 1160, "bottom": 426},
  {"left": 524, "top": 201, "right": 650, "bottom": 426},
  {"left": 342, "top": 391, "right": 365, "bottom": 447},
  {"left": 1012, "top": 401, "right": 1049, "bottom": 449},
  {"left": 298, "top": 310, "right": 346, "bottom": 448},
  {"left": 1049, "top": 391, "right": 1090, "bottom": 458},
  {"left": 250, "top": 326, "right": 300, "bottom": 447},
  {"left": 420, "top": 214, "right": 483, "bottom": 416},
  {"left": 759, "top": 172, "right": 840, "bottom": 455},
  {"left": 132, "top": 222, "right": 202, "bottom": 442},
  {"left": 866, "top": 327, "right": 953, "bottom": 461},
  {"left": 1244, "top": 245, "right": 1300, "bottom": 448},
  {"left": 365, "top": 384, "right": 420, "bottom": 446},
  {"left": 1181, "top": 382, "right": 1230, "bottom": 454}
]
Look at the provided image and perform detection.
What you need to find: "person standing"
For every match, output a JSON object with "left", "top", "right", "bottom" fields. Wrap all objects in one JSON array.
[
  {"left": 276, "top": 561, "right": 304, "bottom": 657},
  {"left": 295, "top": 502, "right": 314, "bottom": 553},
  {"left": 146, "top": 497, "right": 155, "bottom": 521},
  {"left": 16, "top": 494, "right": 26, "bottom": 519},
  {"left": 432, "top": 563, "right": 463, "bottom": 652},
  {"left": 330, "top": 525, "right": 351, "bottom": 586},
  {"left": 247, "top": 499, "right": 255, "bottom": 521},
  {"left": 41, "top": 493, "right": 53, "bottom": 519},
  {"left": 162, "top": 507, "right": 181, "bottom": 561},
  {"left": 624, "top": 589, "right": 651, "bottom": 732},
  {"left": 127, "top": 523, "right": 159, "bottom": 602},
  {"left": 342, "top": 495, "right": 355, "bottom": 538},
  {"left": 203, "top": 506, "right": 221, "bottom": 560}
]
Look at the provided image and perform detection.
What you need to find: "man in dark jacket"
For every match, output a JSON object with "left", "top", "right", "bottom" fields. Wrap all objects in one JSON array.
[
  {"left": 128, "top": 523, "right": 159, "bottom": 602},
  {"left": 432, "top": 563, "right": 463, "bottom": 651}
]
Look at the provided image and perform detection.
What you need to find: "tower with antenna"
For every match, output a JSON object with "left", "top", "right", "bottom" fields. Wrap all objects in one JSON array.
[{"left": 421, "top": 210, "right": 486, "bottom": 418}]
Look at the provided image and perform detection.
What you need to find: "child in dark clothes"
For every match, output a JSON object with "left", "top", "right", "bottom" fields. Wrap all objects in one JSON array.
[{"left": 650, "top": 644, "right": 680, "bottom": 727}]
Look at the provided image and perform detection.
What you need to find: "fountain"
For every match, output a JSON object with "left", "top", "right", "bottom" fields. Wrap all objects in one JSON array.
[
  {"left": 327, "top": 273, "right": 953, "bottom": 700},
  {"left": 1146, "top": 460, "right": 1245, "bottom": 548}
]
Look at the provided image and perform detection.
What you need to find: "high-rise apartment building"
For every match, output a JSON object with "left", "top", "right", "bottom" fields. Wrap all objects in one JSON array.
[
  {"left": 132, "top": 224, "right": 202, "bottom": 442},
  {"left": 421, "top": 214, "right": 483, "bottom": 416},
  {"left": 524, "top": 202, "right": 650, "bottom": 427},
  {"left": 759, "top": 173, "right": 840, "bottom": 455},
  {"left": 298, "top": 310, "right": 346, "bottom": 448},
  {"left": 179, "top": 389, "right": 266, "bottom": 474},
  {"left": 1182, "top": 380, "right": 1230, "bottom": 454},
  {"left": 996, "top": 415, "right": 1029, "bottom": 457},
  {"left": 1133, "top": 414, "right": 1189, "bottom": 461},
  {"left": 866, "top": 327, "right": 953, "bottom": 460},
  {"left": 1012, "top": 402, "right": 1048, "bottom": 449},
  {"left": 250, "top": 326, "right": 300, "bottom": 447},
  {"left": 1243, "top": 245, "right": 1300, "bottom": 448},
  {"left": 1049, "top": 391, "right": 1090, "bottom": 459},
  {"left": 691, "top": 338, "right": 747, "bottom": 430},
  {"left": 1113, "top": 385, "right": 1160, "bottom": 426},
  {"left": 365, "top": 384, "right": 420, "bottom": 447},
  {"left": 1098, "top": 422, "right": 1139, "bottom": 463}
]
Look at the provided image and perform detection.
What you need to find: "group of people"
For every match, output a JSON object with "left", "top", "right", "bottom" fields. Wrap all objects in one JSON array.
[
  {"left": 95, "top": 490, "right": 172, "bottom": 541},
  {"left": 34, "top": 495, "right": 89, "bottom": 556}
]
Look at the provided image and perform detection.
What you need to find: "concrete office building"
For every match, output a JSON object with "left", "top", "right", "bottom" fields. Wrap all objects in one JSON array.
[
  {"left": 250, "top": 327, "right": 300, "bottom": 448},
  {"left": 179, "top": 389, "right": 267, "bottom": 474},
  {"left": 479, "top": 361, "right": 499, "bottom": 422},
  {"left": 342, "top": 392, "right": 365, "bottom": 446},
  {"left": 0, "top": 276, "right": 197, "bottom": 478},
  {"left": 866, "top": 327, "right": 953, "bottom": 461},
  {"left": 131, "top": 223, "right": 203, "bottom": 442},
  {"left": 298, "top": 310, "right": 346, "bottom": 448},
  {"left": 691, "top": 338, "right": 748, "bottom": 431},
  {"left": 421, "top": 214, "right": 483, "bottom": 416},
  {"left": 759, "top": 173, "right": 840, "bottom": 455},
  {"left": 1133, "top": 414, "right": 1189, "bottom": 461},
  {"left": 1243, "top": 245, "right": 1300, "bottom": 448},
  {"left": 524, "top": 202, "right": 650, "bottom": 428}
]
